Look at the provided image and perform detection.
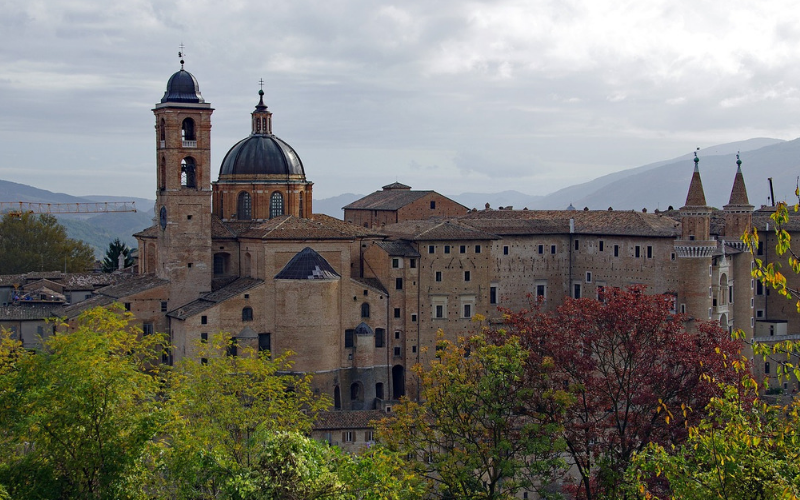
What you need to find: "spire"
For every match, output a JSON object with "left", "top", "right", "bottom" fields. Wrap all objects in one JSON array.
[
  {"left": 684, "top": 151, "right": 707, "bottom": 207},
  {"left": 251, "top": 80, "right": 273, "bottom": 135},
  {"left": 726, "top": 152, "right": 750, "bottom": 206}
]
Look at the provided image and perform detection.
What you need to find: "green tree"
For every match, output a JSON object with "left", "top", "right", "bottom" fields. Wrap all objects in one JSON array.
[
  {"left": 377, "top": 332, "right": 566, "bottom": 500},
  {"left": 0, "top": 305, "right": 166, "bottom": 500},
  {"left": 0, "top": 212, "right": 94, "bottom": 273},
  {"left": 101, "top": 237, "right": 134, "bottom": 272}
]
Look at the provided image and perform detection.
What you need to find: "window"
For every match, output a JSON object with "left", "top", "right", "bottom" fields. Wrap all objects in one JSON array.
[
  {"left": 375, "top": 383, "right": 384, "bottom": 399},
  {"left": 410, "top": 258, "right": 416, "bottom": 268},
  {"left": 201, "top": 332, "right": 208, "bottom": 343},
  {"left": 463, "top": 304, "right": 472, "bottom": 318},
  {"left": 394, "top": 346, "right": 401, "bottom": 357},
  {"left": 375, "top": 329, "right": 385, "bottom": 347},
  {"left": 765, "top": 362, "right": 771, "bottom": 374},
  {"left": 394, "top": 307, "right": 401, "bottom": 318},
  {"left": 124, "top": 302, "right": 131, "bottom": 311},
  {"left": 464, "top": 271, "right": 471, "bottom": 282},
  {"left": 573, "top": 283, "right": 581, "bottom": 299},
  {"left": 142, "top": 323, "right": 154, "bottom": 335},
  {"left": 599, "top": 240, "right": 604, "bottom": 251},
  {"left": 460, "top": 245, "right": 466, "bottom": 253},
  {"left": 757, "top": 242, "right": 764, "bottom": 255},
  {"left": 411, "top": 314, "right": 417, "bottom": 322},
  {"left": 214, "top": 253, "right": 228, "bottom": 275},
  {"left": 574, "top": 239, "right": 580, "bottom": 250},
  {"left": 181, "top": 117, "right": 196, "bottom": 141},
  {"left": 365, "top": 431, "right": 374, "bottom": 442},
  {"left": 343, "top": 431, "right": 354, "bottom": 442},
  {"left": 503, "top": 245, "right": 509, "bottom": 255},
  {"left": 237, "top": 191, "right": 252, "bottom": 220},
  {"left": 345, "top": 329, "right": 355, "bottom": 348},
  {"left": 395, "top": 331, "right": 400, "bottom": 339},
  {"left": 586, "top": 272, "right": 592, "bottom": 283},
  {"left": 756, "top": 281, "right": 764, "bottom": 295},
  {"left": 635, "top": 246, "right": 641, "bottom": 258},
  {"left": 361, "top": 303, "right": 370, "bottom": 318},
  {"left": 536, "top": 284, "right": 545, "bottom": 298},
  {"left": 350, "top": 383, "right": 362, "bottom": 401},
  {"left": 258, "top": 333, "right": 271, "bottom": 352},
  {"left": 756, "top": 309, "right": 764, "bottom": 318},
  {"left": 201, "top": 358, "right": 208, "bottom": 365},
  {"left": 671, "top": 252, "right": 676, "bottom": 261},
  {"left": 412, "top": 345, "right": 417, "bottom": 353},
  {"left": 270, "top": 191, "right": 284, "bottom": 219},
  {"left": 538, "top": 245, "right": 544, "bottom": 254},
  {"left": 444, "top": 245, "right": 450, "bottom": 254},
  {"left": 161, "top": 301, "right": 168, "bottom": 312},
  {"left": 201, "top": 315, "right": 208, "bottom": 325},
  {"left": 490, "top": 286, "right": 497, "bottom": 304},
  {"left": 435, "top": 271, "right": 442, "bottom": 282},
  {"left": 614, "top": 245, "right": 619, "bottom": 257},
  {"left": 435, "top": 305, "right": 444, "bottom": 318},
  {"left": 242, "top": 307, "right": 253, "bottom": 321},
  {"left": 428, "top": 245, "right": 435, "bottom": 254},
  {"left": 395, "top": 278, "right": 403, "bottom": 290},
  {"left": 597, "top": 285, "right": 606, "bottom": 302},
  {"left": 550, "top": 245, "right": 556, "bottom": 254},
  {"left": 647, "top": 245, "right": 653, "bottom": 259},
  {"left": 392, "top": 258, "right": 400, "bottom": 268},
  {"left": 227, "top": 338, "right": 238, "bottom": 357},
  {"left": 475, "top": 245, "right": 481, "bottom": 253},
  {"left": 180, "top": 157, "right": 196, "bottom": 188},
  {"left": 430, "top": 200, "right": 436, "bottom": 209}
]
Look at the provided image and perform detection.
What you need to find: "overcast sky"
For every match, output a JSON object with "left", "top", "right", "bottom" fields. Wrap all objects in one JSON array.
[{"left": 1, "top": 0, "right": 800, "bottom": 201}]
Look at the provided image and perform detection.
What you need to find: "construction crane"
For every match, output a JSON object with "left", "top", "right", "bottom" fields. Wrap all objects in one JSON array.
[{"left": 0, "top": 201, "right": 137, "bottom": 217}]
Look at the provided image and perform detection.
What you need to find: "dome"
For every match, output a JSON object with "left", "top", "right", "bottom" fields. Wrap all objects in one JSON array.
[
  {"left": 161, "top": 69, "right": 205, "bottom": 104},
  {"left": 219, "top": 134, "right": 305, "bottom": 177}
]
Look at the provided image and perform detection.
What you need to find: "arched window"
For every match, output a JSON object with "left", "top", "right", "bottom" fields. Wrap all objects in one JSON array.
[
  {"left": 270, "top": 191, "right": 284, "bottom": 219},
  {"left": 181, "top": 117, "right": 196, "bottom": 142},
  {"left": 242, "top": 307, "right": 253, "bottom": 322},
  {"left": 350, "top": 382, "right": 363, "bottom": 401},
  {"left": 361, "top": 303, "right": 370, "bottom": 318},
  {"left": 334, "top": 386, "right": 341, "bottom": 409},
  {"left": 181, "top": 157, "right": 196, "bottom": 188},
  {"left": 159, "top": 156, "right": 166, "bottom": 190},
  {"left": 237, "top": 191, "right": 252, "bottom": 220},
  {"left": 159, "top": 118, "right": 166, "bottom": 142}
]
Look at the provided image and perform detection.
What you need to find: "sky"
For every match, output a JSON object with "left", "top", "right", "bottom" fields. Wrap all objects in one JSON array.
[{"left": 1, "top": 0, "right": 800, "bottom": 201}]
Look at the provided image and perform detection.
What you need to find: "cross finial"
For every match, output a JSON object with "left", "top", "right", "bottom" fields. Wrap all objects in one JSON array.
[
  {"left": 178, "top": 43, "right": 185, "bottom": 69},
  {"left": 259, "top": 78, "right": 265, "bottom": 91}
]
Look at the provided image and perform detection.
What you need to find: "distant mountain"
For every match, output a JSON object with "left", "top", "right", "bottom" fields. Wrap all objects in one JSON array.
[
  {"left": 449, "top": 190, "right": 544, "bottom": 211},
  {"left": 312, "top": 193, "right": 364, "bottom": 218}
]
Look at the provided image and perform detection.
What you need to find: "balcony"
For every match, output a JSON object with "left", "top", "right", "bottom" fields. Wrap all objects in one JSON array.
[{"left": 182, "top": 140, "right": 197, "bottom": 148}]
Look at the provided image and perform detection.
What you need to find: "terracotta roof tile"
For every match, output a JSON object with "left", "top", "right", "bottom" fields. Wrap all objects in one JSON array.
[
  {"left": 375, "top": 240, "right": 421, "bottom": 257},
  {"left": 168, "top": 277, "right": 263, "bottom": 320},
  {"left": 56, "top": 295, "right": 116, "bottom": 318},
  {"left": 351, "top": 277, "right": 388, "bottom": 295},
  {"left": 94, "top": 275, "right": 169, "bottom": 300},
  {"left": 381, "top": 219, "right": 497, "bottom": 241},
  {"left": 0, "top": 304, "right": 61, "bottom": 321},
  {"left": 236, "top": 214, "right": 379, "bottom": 240},
  {"left": 343, "top": 190, "right": 433, "bottom": 211},
  {"left": 313, "top": 410, "right": 389, "bottom": 430}
]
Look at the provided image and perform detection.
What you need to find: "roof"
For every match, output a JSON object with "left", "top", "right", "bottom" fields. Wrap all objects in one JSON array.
[
  {"left": 726, "top": 161, "right": 752, "bottom": 207},
  {"left": 235, "top": 214, "right": 379, "bottom": 240},
  {"left": 382, "top": 181, "right": 411, "bottom": 190},
  {"left": 459, "top": 209, "right": 680, "bottom": 237},
  {"left": 167, "top": 277, "right": 263, "bottom": 320},
  {"left": 351, "top": 277, "right": 388, "bottom": 295},
  {"left": 313, "top": 410, "right": 389, "bottom": 430},
  {"left": 218, "top": 134, "right": 304, "bottom": 177},
  {"left": 381, "top": 219, "right": 497, "bottom": 241},
  {"left": 160, "top": 68, "right": 205, "bottom": 104},
  {"left": 343, "top": 189, "right": 434, "bottom": 211},
  {"left": 56, "top": 294, "right": 116, "bottom": 318},
  {"left": 133, "top": 225, "right": 159, "bottom": 238},
  {"left": 274, "top": 247, "right": 341, "bottom": 280},
  {"left": 94, "top": 274, "right": 169, "bottom": 300},
  {"left": 374, "top": 240, "right": 421, "bottom": 257},
  {"left": 0, "top": 304, "right": 61, "bottom": 321}
]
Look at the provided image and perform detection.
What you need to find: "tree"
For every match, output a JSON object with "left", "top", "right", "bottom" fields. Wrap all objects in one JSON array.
[
  {"left": 627, "top": 380, "right": 800, "bottom": 500},
  {"left": 102, "top": 237, "right": 133, "bottom": 272},
  {"left": 489, "top": 287, "right": 742, "bottom": 500},
  {"left": 0, "top": 212, "right": 94, "bottom": 274},
  {"left": 0, "top": 305, "right": 166, "bottom": 500},
  {"left": 150, "top": 333, "right": 332, "bottom": 499},
  {"left": 377, "top": 332, "right": 566, "bottom": 500}
]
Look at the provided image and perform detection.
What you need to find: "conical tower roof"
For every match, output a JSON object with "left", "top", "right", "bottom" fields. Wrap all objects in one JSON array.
[
  {"left": 726, "top": 154, "right": 751, "bottom": 207},
  {"left": 683, "top": 153, "right": 707, "bottom": 207}
]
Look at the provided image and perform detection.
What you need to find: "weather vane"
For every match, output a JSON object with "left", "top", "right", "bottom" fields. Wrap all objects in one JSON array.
[
  {"left": 179, "top": 43, "right": 185, "bottom": 69},
  {"left": 259, "top": 78, "right": 265, "bottom": 91}
]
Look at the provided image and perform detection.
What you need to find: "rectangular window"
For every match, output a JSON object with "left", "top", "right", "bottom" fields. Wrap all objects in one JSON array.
[
  {"left": 756, "top": 309, "right": 764, "bottom": 318},
  {"left": 635, "top": 246, "right": 641, "bottom": 258},
  {"left": 435, "top": 305, "right": 444, "bottom": 318},
  {"left": 599, "top": 240, "right": 604, "bottom": 252},
  {"left": 392, "top": 258, "right": 400, "bottom": 268},
  {"left": 375, "top": 328, "right": 385, "bottom": 348},
  {"left": 227, "top": 339, "right": 238, "bottom": 357},
  {"left": 756, "top": 281, "right": 764, "bottom": 295},
  {"left": 765, "top": 362, "right": 770, "bottom": 374},
  {"left": 475, "top": 245, "right": 481, "bottom": 253},
  {"left": 37, "top": 325, "right": 44, "bottom": 335},
  {"left": 490, "top": 286, "right": 497, "bottom": 304},
  {"left": 201, "top": 315, "right": 208, "bottom": 325},
  {"left": 647, "top": 245, "right": 653, "bottom": 259},
  {"left": 365, "top": 431, "right": 374, "bottom": 442},
  {"left": 538, "top": 245, "right": 544, "bottom": 254},
  {"left": 345, "top": 329, "right": 355, "bottom": 348},
  {"left": 550, "top": 245, "right": 556, "bottom": 254},
  {"left": 428, "top": 245, "right": 435, "bottom": 254},
  {"left": 393, "top": 346, "right": 401, "bottom": 357},
  {"left": 574, "top": 239, "right": 580, "bottom": 250},
  {"left": 201, "top": 332, "right": 208, "bottom": 343},
  {"left": 258, "top": 333, "right": 271, "bottom": 352},
  {"left": 395, "top": 278, "right": 403, "bottom": 290},
  {"left": 464, "top": 271, "right": 471, "bottom": 282},
  {"left": 160, "top": 301, "right": 168, "bottom": 312},
  {"left": 503, "top": 246, "right": 509, "bottom": 255},
  {"left": 444, "top": 245, "right": 451, "bottom": 254},
  {"left": 573, "top": 283, "right": 581, "bottom": 299},
  {"left": 671, "top": 252, "right": 676, "bottom": 261},
  {"left": 435, "top": 271, "right": 442, "bottom": 282},
  {"left": 395, "top": 331, "right": 400, "bottom": 339},
  {"left": 614, "top": 245, "right": 619, "bottom": 257},
  {"left": 343, "top": 431, "right": 354, "bottom": 442},
  {"left": 410, "top": 258, "right": 416, "bottom": 268},
  {"left": 460, "top": 245, "right": 466, "bottom": 254},
  {"left": 142, "top": 323, "right": 154, "bottom": 335},
  {"left": 411, "top": 314, "right": 417, "bottom": 322},
  {"left": 586, "top": 272, "right": 592, "bottom": 283},
  {"left": 536, "top": 284, "right": 546, "bottom": 298},
  {"left": 463, "top": 304, "right": 472, "bottom": 318},
  {"left": 680, "top": 304, "right": 686, "bottom": 314},
  {"left": 757, "top": 242, "right": 764, "bottom": 255},
  {"left": 124, "top": 302, "right": 131, "bottom": 311},
  {"left": 394, "top": 307, "right": 401, "bottom": 318},
  {"left": 430, "top": 200, "right": 436, "bottom": 209},
  {"left": 412, "top": 345, "right": 417, "bottom": 353}
]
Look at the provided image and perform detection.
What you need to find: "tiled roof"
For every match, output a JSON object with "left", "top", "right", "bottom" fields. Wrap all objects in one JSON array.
[
  {"left": 0, "top": 274, "right": 25, "bottom": 287},
  {"left": 343, "top": 189, "right": 433, "bottom": 211},
  {"left": 275, "top": 248, "right": 340, "bottom": 280},
  {"left": 0, "top": 304, "right": 61, "bottom": 321},
  {"left": 726, "top": 168, "right": 751, "bottom": 207},
  {"left": 212, "top": 215, "right": 238, "bottom": 238},
  {"left": 167, "top": 277, "right": 263, "bottom": 320},
  {"left": 313, "top": 410, "right": 389, "bottom": 430},
  {"left": 459, "top": 209, "right": 680, "bottom": 237},
  {"left": 351, "top": 277, "right": 388, "bottom": 295},
  {"left": 22, "top": 279, "right": 63, "bottom": 293},
  {"left": 61, "top": 273, "right": 127, "bottom": 290},
  {"left": 382, "top": 181, "right": 411, "bottom": 190},
  {"left": 94, "top": 275, "right": 169, "bottom": 300},
  {"left": 374, "top": 240, "right": 421, "bottom": 257},
  {"left": 381, "top": 219, "right": 497, "bottom": 241},
  {"left": 56, "top": 294, "right": 116, "bottom": 318},
  {"left": 133, "top": 224, "right": 159, "bottom": 238},
  {"left": 235, "top": 214, "right": 378, "bottom": 240},
  {"left": 752, "top": 207, "right": 800, "bottom": 231},
  {"left": 684, "top": 171, "right": 708, "bottom": 207}
]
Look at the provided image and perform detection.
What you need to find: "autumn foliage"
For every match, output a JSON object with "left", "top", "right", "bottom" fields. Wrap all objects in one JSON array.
[{"left": 486, "top": 286, "right": 744, "bottom": 499}]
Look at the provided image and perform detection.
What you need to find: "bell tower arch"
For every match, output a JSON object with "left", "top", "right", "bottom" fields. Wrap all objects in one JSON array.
[{"left": 153, "top": 55, "right": 214, "bottom": 307}]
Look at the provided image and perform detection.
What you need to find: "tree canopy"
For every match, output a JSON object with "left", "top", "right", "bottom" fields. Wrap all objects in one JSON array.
[
  {"left": 101, "top": 238, "right": 133, "bottom": 272},
  {"left": 0, "top": 212, "right": 94, "bottom": 274}
]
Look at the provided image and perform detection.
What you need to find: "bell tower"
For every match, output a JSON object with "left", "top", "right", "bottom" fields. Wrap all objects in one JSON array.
[{"left": 152, "top": 54, "right": 214, "bottom": 307}]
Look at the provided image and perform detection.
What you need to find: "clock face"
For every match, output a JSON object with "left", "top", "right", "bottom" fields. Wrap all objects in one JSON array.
[{"left": 160, "top": 206, "right": 167, "bottom": 229}]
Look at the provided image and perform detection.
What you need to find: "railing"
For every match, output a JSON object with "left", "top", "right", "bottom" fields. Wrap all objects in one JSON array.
[
  {"left": 159, "top": 140, "right": 165, "bottom": 148},
  {"left": 182, "top": 140, "right": 197, "bottom": 148}
]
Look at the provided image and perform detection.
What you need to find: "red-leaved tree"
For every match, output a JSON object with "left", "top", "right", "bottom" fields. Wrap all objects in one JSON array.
[{"left": 486, "top": 286, "right": 743, "bottom": 499}]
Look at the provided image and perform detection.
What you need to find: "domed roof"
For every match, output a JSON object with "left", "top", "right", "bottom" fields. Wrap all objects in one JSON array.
[
  {"left": 219, "top": 134, "right": 305, "bottom": 177},
  {"left": 161, "top": 69, "right": 205, "bottom": 104}
]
